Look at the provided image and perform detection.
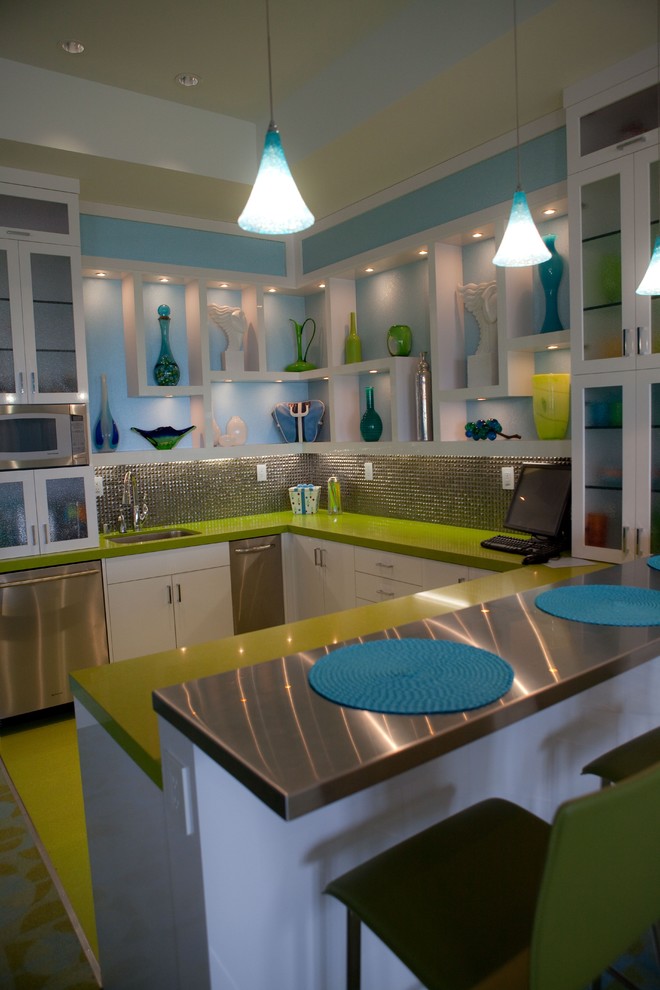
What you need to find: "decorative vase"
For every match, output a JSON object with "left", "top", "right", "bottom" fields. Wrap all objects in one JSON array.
[
  {"left": 538, "top": 235, "right": 564, "bottom": 333},
  {"left": 285, "top": 317, "right": 317, "bottom": 372},
  {"left": 345, "top": 312, "right": 362, "bottom": 363},
  {"left": 154, "top": 304, "right": 180, "bottom": 386},
  {"left": 93, "top": 373, "right": 119, "bottom": 451},
  {"left": 387, "top": 324, "right": 412, "bottom": 356},
  {"left": 532, "top": 374, "right": 570, "bottom": 440},
  {"left": 360, "top": 386, "right": 383, "bottom": 442}
]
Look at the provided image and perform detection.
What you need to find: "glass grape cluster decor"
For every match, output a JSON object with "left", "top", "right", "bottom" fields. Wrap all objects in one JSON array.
[{"left": 465, "top": 418, "right": 521, "bottom": 441}]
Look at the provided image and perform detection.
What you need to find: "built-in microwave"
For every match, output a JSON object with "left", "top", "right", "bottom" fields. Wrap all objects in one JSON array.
[{"left": 0, "top": 403, "right": 90, "bottom": 470}]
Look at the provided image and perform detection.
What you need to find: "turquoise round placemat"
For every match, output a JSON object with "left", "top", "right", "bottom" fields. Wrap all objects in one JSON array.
[
  {"left": 647, "top": 556, "right": 660, "bottom": 571},
  {"left": 308, "top": 639, "right": 514, "bottom": 715},
  {"left": 535, "top": 585, "right": 660, "bottom": 625}
]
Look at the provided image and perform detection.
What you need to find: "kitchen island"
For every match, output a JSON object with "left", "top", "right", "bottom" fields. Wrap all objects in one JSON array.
[{"left": 69, "top": 536, "right": 660, "bottom": 990}]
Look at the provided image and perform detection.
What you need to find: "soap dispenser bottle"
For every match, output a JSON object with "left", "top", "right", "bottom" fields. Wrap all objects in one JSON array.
[{"left": 327, "top": 476, "right": 342, "bottom": 514}]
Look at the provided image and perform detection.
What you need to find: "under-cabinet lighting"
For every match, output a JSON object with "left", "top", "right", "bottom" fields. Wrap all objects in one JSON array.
[
  {"left": 546, "top": 344, "right": 559, "bottom": 350},
  {"left": 59, "top": 40, "right": 85, "bottom": 54},
  {"left": 369, "top": 368, "right": 378, "bottom": 374},
  {"left": 224, "top": 378, "right": 232, "bottom": 383},
  {"left": 175, "top": 73, "right": 200, "bottom": 87}
]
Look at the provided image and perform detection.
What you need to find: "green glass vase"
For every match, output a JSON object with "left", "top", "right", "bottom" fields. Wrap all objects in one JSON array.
[
  {"left": 345, "top": 311, "right": 362, "bottom": 363},
  {"left": 360, "top": 385, "right": 382, "bottom": 441},
  {"left": 154, "top": 304, "right": 180, "bottom": 386}
]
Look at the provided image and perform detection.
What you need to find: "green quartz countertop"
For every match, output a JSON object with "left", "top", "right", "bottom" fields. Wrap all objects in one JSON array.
[{"left": 69, "top": 510, "right": 607, "bottom": 789}]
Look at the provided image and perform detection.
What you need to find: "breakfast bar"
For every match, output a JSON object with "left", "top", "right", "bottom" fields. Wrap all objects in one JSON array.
[{"left": 70, "top": 554, "right": 659, "bottom": 990}]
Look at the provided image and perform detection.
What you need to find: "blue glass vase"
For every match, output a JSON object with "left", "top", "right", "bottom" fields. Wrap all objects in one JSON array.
[
  {"left": 154, "top": 304, "right": 180, "bottom": 386},
  {"left": 93, "top": 373, "right": 119, "bottom": 451},
  {"left": 360, "top": 386, "right": 383, "bottom": 442},
  {"left": 538, "top": 234, "right": 564, "bottom": 333}
]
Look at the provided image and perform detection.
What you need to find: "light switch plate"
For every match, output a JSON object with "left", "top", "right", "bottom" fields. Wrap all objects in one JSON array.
[
  {"left": 364, "top": 462, "right": 373, "bottom": 481},
  {"left": 95, "top": 476, "right": 104, "bottom": 497},
  {"left": 163, "top": 750, "right": 194, "bottom": 837},
  {"left": 257, "top": 463, "right": 267, "bottom": 482},
  {"left": 501, "top": 466, "right": 515, "bottom": 490}
]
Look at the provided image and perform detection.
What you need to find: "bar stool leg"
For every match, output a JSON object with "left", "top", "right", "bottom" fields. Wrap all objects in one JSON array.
[{"left": 347, "top": 909, "right": 361, "bottom": 990}]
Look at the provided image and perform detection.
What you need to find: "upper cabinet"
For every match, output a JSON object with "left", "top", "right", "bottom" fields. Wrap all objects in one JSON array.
[
  {"left": 565, "top": 53, "right": 660, "bottom": 375},
  {"left": 0, "top": 169, "right": 88, "bottom": 404}
]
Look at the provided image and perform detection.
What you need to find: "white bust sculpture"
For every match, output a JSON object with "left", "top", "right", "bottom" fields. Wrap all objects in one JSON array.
[{"left": 457, "top": 280, "right": 498, "bottom": 386}]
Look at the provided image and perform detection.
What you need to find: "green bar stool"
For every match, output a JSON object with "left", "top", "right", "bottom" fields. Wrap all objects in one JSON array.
[
  {"left": 582, "top": 726, "right": 660, "bottom": 978},
  {"left": 325, "top": 763, "right": 660, "bottom": 990}
]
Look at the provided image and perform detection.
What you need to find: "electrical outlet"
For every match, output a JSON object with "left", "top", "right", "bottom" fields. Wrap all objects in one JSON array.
[
  {"left": 163, "top": 751, "right": 194, "bottom": 837},
  {"left": 501, "top": 466, "right": 515, "bottom": 490},
  {"left": 94, "top": 476, "right": 104, "bottom": 497},
  {"left": 364, "top": 461, "right": 373, "bottom": 481},
  {"left": 257, "top": 463, "right": 267, "bottom": 482}
]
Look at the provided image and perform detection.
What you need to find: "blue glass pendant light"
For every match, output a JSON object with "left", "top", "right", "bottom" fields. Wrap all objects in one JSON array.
[
  {"left": 493, "top": 0, "right": 550, "bottom": 268},
  {"left": 636, "top": 1, "right": 660, "bottom": 294},
  {"left": 238, "top": 0, "right": 314, "bottom": 235}
]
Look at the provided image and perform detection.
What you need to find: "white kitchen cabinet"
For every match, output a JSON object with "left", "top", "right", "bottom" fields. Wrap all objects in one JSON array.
[
  {"left": 287, "top": 535, "right": 355, "bottom": 621},
  {"left": 104, "top": 543, "right": 233, "bottom": 661},
  {"left": 0, "top": 238, "right": 88, "bottom": 403},
  {"left": 0, "top": 466, "right": 98, "bottom": 559},
  {"left": 354, "top": 545, "right": 495, "bottom": 606},
  {"left": 572, "top": 370, "right": 660, "bottom": 561}
]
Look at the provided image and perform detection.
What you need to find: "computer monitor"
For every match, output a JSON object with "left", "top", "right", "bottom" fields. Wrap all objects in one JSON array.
[{"left": 504, "top": 463, "right": 571, "bottom": 542}]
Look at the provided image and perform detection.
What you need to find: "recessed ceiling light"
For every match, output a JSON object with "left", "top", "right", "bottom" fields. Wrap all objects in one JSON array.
[
  {"left": 365, "top": 267, "right": 374, "bottom": 273},
  {"left": 369, "top": 368, "right": 378, "bottom": 374},
  {"left": 418, "top": 249, "right": 428, "bottom": 256},
  {"left": 159, "top": 277, "right": 170, "bottom": 283},
  {"left": 95, "top": 271, "right": 107, "bottom": 278},
  {"left": 542, "top": 208, "right": 557, "bottom": 216},
  {"left": 219, "top": 283, "right": 229, "bottom": 288},
  {"left": 175, "top": 73, "right": 200, "bottom": 87},
  {"left": 472, "top": 232, "right": 483, "bottom": 239},
  {"left": 318, "top": 282, "right": 326, "bottom": 289},
  {"left": 546, "top": 344, "right": 559, "bottom": 350},
  {"left": 59, "top": 40, "right": 85, "bottom": 54},
  {"left": 267, "top": 287, "right": 277, "bottom": 293}
]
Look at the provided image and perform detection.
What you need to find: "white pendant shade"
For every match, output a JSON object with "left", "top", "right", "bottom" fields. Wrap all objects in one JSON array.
[
  {"left": 493, "top": 189, "right": 551, "bottom": 267},
  {"left": 636, "top": 235, "right": 660, "bottom": 295},
  {"left": 238, "top": 124, "right": 314, "bottom": 236}
]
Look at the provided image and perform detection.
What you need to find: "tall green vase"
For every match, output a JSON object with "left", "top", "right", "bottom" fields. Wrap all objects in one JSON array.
[
  {"left": 360, "top": 386, "right": 382, "bottom": 441},
  {"left": 345, "top": 312, "right": 362, "bottom": 363}
]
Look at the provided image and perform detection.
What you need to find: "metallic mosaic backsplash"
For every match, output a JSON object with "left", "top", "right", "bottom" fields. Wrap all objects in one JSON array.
[{"left": 96, "top": 452, "right": 570, "bottom": 533}]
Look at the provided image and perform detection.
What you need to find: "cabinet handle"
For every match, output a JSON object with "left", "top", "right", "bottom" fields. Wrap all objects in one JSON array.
[
  {"left": 167, "top": 585, "right": 172, "bottom": 605},
  {"left": 637, "top": 325, "right": 651, "bottom": 356},
  {"left": 623, "top": 327, "right": 633, "bottom": 358},
  {"left": 42, "top": 523, "right": 49, "bottom": 545},
  {"left": 616, "top": 135, "right": 647, "bottom": 150},
  {"left": 17, "top": 372, "right": 24, "bottom": 395},
  {"left": 233, "top": 544, "right": 274, "bottom": 554},
  {"left": 377, "top": 588, "right": 395, "bottom": 597},
  {"left": 622, "top": 526, "right": 629, "bottom": 555},
  {"left": 31, "top": 524, "right": 37, "bottom": 546},
  {"left": 5, "top": 229, "right": 31, "bottom": 237},
  {"left": 30, "top": 372, "right": 36, "bottom": 394},
  {"left": 376, "top": 561, "right": 394, "bottom": 569},
  {"left": 176, "top": 583, "right": 182, "bottom": 603}
]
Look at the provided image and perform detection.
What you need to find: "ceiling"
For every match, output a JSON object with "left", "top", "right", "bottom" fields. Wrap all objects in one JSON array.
[{"left": 0, "top": 0, "right": 654, "bottom": 228}]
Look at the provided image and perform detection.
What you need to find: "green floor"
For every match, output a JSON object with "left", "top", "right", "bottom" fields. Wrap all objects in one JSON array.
[{"left": 0, "top": 708, "right": 97, "bottom": 960}]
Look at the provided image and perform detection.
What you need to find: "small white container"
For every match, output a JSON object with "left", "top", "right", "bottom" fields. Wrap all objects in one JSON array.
[{"left": 289, "top": 484, "right": 320, "bottom": 515}]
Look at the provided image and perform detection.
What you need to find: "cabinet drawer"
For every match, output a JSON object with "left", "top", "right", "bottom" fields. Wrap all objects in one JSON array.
[
  {"left": 354, "top": 570, "right": 420, "bottom": 604},
  {"left": 354, "top": 546, "right": 423, "bottom": 585},
  {"left": 105, "top": 542, "right": 230, "bottom": 583},
  {"left": 421, "top": 558, "right": 470, "bottom": 588}
]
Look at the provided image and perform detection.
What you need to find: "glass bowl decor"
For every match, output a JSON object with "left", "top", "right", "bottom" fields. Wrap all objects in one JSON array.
[
  {"left": 465, "top": 419, "right": 521, "bottom": 441},
  {"left": 130, "top": 425, "right": 195, "bottom": 450}
]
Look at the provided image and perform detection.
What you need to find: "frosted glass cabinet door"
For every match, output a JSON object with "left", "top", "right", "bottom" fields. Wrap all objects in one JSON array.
[
  {"left": 0, "top": 472, "right": 39, "bottom": 559},
  {"left": 0, "top": 242, "right": 27, "bottom": 397},
  {"left": 636, "top": 373, "right": 660, "bottom": 557},
  {"left": 19, "top": 243, "right": 87, "bottom": 401},
  {"left": 33, "top": 467, "right": 99, "bottom": 552},
  {"left": 572, "top": 374, "right": 636, "bottom": 562}
]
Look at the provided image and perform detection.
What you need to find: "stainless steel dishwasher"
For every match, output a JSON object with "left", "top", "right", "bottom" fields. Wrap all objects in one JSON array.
[
  {"left": 229, "top": 535, "right": 285, "bottom": 634},
  {"left": 0, "top": 560, "right": 109, "bottom": 720}
]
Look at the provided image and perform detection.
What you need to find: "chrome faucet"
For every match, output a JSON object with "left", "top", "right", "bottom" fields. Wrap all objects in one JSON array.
[{"left": 118, "top": 471, "right": 148, "bottom": 532}]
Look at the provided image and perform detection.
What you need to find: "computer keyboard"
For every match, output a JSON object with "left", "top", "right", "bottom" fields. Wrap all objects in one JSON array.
[{"left": 480, "top": 534, "right": 563, "bottom": 556}]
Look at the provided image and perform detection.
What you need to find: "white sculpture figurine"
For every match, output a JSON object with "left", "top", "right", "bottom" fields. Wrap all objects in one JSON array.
[
  {"left": 208, "top": 305, "right": 247, "bottom": 372},
  {"left": 457, "top": 281, "right": 498, "bottom": 387}
]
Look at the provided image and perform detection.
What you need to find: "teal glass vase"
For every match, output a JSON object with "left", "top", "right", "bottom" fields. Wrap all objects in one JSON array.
[
  {"left": 538, "top": 234, "right": 564, "bottom": 333},
  {"left": 154, "top": 304, "right": 181, "bottom": 386},
  {"left": 360, "top": 386, "right": 382, "bottom": 441}
]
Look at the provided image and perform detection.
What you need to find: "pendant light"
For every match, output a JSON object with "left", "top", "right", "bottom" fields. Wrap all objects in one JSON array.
[
  {"left": 636, "top": 0, "right": 660, "bottom": 295},
  {"left": 493, "top": 0, "right": 550, "bottom": 267},
  {"left": 238, "top": 0, "right": 314, "bottom": 236}
]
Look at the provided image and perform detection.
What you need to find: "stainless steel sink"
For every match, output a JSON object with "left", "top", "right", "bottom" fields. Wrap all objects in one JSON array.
[{"left": 108, "top": 528, "right": 199, "bottom": 545}]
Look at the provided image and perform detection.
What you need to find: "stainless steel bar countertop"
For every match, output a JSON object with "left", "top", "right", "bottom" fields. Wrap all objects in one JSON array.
[{"left": 153, "top": 558, "right": 660, "bottom": 820}]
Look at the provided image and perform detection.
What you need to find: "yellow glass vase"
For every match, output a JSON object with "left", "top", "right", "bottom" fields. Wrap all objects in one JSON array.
[{"left": 532, "top": 374, "right": 570, "bottom": 440}]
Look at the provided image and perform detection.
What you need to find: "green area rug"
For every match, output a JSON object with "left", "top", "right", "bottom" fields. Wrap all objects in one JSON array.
[{"left": 0, "top": 758, "right": 98, "bottom": 988}]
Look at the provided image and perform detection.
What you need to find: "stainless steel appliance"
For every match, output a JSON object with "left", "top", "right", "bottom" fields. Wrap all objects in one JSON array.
[
  {"left": 0, "top": 403, "right": 89, "bottom": 470},
  {"left": 0, "top": 559, "right": 108, "bottom": 719},
  {"left": 229, "top": 535, "right": 285, "bottom": 634}
]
